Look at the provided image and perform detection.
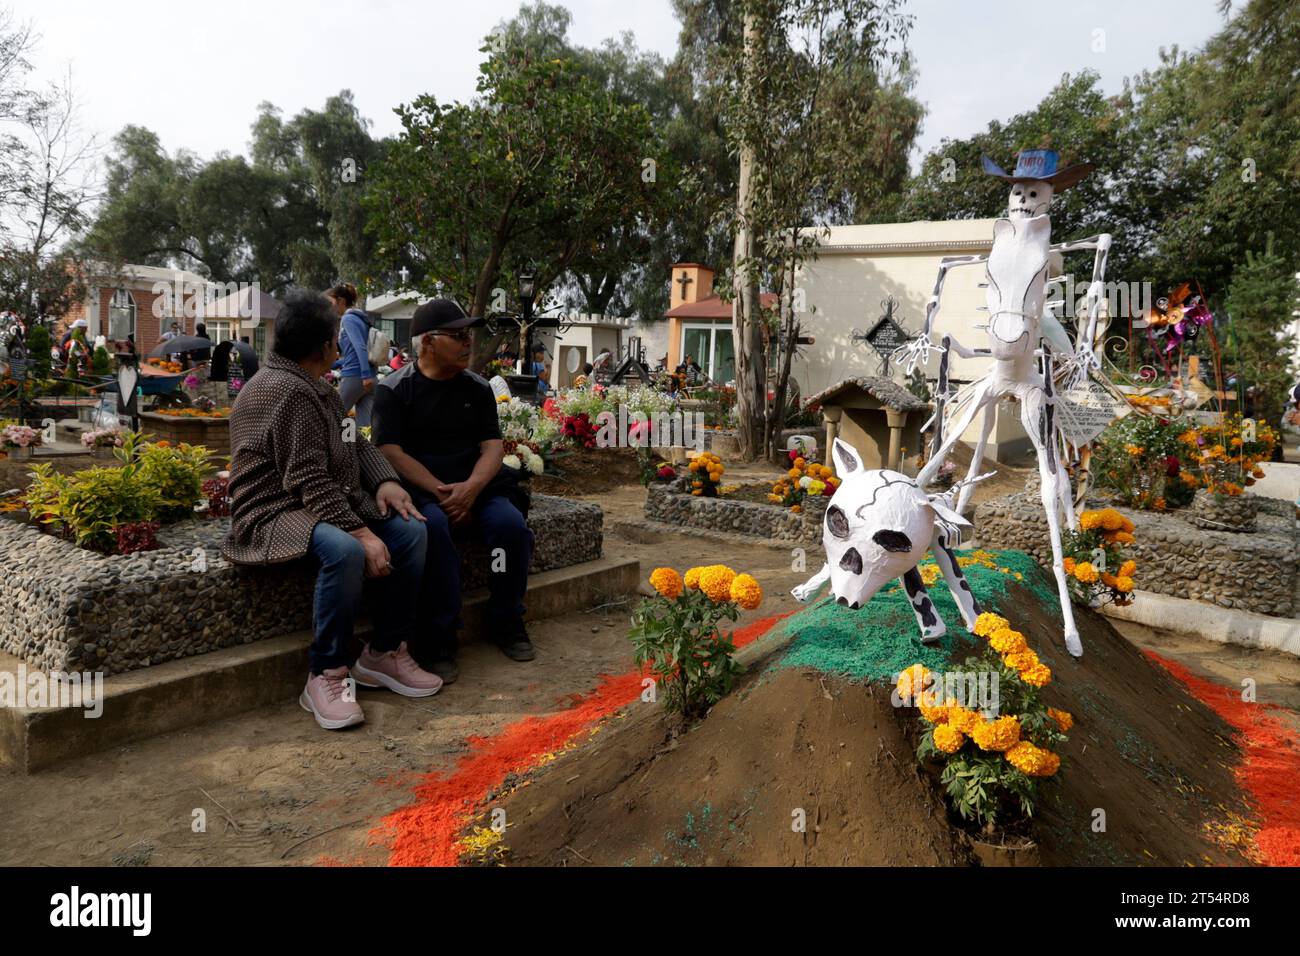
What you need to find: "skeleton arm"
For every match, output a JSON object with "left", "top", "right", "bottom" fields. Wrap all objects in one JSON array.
[
  {"left": 1049, "top": 234, "right": 1113, "bottom": 383},
  {"left": 894, "top": 255, "right": 988, "bottom": 374}
]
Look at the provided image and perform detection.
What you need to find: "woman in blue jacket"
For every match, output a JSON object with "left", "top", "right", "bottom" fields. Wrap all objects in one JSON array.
[{"left": 326, "top": 283, "right": 376, "bottom": 426}]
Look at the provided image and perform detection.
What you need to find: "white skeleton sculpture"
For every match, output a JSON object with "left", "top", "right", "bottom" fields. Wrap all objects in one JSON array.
[
  {"left": 889, "top": 150, "right": 1112, "bottom": 658},
  {"left": 791, "top": 438, "right": 989, "bottom": 644}
]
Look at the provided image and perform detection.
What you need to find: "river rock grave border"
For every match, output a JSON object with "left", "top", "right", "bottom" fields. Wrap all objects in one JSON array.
[{"left": 0, "top": 493, "right": 602, "bottom": 676}]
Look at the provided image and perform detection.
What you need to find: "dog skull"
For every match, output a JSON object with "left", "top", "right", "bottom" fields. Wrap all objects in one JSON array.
[
  {"left": 823, "top": 439, "right": 932, "bottom": 610},
  {"left": 1008, "top": 179, "right": 1053, "bottom": 219}
]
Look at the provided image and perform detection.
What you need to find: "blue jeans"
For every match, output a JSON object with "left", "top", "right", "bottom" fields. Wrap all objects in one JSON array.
[
  {"left": 305, "top": 514, "right": 427, "bottom": 673},
  {"left": 419, "top": 493, "right": 534, "bottom": 656},
  {"left": 338, "top": 376, "right": 374, "bottom": 427}
]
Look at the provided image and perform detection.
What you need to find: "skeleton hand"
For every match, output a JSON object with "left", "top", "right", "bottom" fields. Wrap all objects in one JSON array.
[{"left": 892, "top": 335, "right": 943, "bottom": 375}]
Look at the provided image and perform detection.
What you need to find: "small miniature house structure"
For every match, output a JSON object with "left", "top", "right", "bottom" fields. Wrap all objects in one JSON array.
[{"left": 806, "top": 377, "right": 930, "bottom": 475}]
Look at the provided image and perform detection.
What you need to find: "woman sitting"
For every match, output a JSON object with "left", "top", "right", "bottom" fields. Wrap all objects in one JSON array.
[{"left": 222, "top": 291, "right": 442, "bottom": 731}]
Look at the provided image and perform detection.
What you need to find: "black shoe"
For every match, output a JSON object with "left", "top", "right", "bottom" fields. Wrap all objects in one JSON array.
[
  {"left": 500, "top": 639, "right": 536, "bottom": 662},
  {"left": 430, "top": 658, "right": 460, "bottom": 684}
]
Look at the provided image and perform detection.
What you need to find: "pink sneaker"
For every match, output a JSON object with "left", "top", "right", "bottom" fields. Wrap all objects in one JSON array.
[
  {"left": 299, "top": 667, "right": 365, "bottom": 730},
  {"left": 352, "top": 642, "right": 444, "bottom": 698}
]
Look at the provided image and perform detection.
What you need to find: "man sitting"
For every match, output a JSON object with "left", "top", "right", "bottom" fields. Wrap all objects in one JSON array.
[
  {"left": 223, "top": 292, "right": 442, "bottom": 731},
  {"left": 372, "top": 299, "right": 536, "bottom": 679}
]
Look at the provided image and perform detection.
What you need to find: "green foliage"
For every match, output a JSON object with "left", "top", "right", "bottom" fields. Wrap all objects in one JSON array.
[
  {"left": 367, "top": 49, "right": 657, "bottom": 326},
  {"left": 134, "top": 441, "right": 213, "bottom": 523},
  {"left": 24, "top": 323, "right": 51, "bottom": 379},
  {"left": 24, "top": 463, "right": 157, "bottom": 552},
  {"left": 1091, "top": 414, "right": 1196, "bottom": 510},
  {"left": 629, "top": 587, "right": 742, "bottom": 719},
  {"left": 91, "top": 346, "right": 112, "bottom": 377},
  {"left": 1224, "top": 234, "right": 1298, "bottom": 427}
]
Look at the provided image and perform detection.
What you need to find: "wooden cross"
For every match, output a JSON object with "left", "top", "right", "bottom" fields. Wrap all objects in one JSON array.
[{"left": 676, "top": 271, "right": 693, "bottom": 300}]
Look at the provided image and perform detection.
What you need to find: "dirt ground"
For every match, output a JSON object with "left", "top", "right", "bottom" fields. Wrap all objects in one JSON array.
[
  {"left": 478, "top": 575, "right": 1260, "bottom": 867},
  {"left": 0, "top": 449, "right": 1295, "bottom": 867}
]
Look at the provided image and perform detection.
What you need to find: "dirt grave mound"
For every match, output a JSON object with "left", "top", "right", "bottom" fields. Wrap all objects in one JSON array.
[{"left": 468, "top": 553, "right": 1254, "bottom": 866}]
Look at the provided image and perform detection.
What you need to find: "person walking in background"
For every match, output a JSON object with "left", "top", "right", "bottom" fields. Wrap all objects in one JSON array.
[{"left": 326, "top": 283, "right": 377, "bottom": 427}]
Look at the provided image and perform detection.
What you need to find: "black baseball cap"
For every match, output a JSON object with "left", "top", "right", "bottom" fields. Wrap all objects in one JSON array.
[{"left": 411, "top": 299, "right": 478, "bottom": 336}]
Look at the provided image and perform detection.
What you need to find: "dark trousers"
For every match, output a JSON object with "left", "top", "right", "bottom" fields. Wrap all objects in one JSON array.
[
  {"left": 418, "top": 493, "right": 534, "bottom": 657},
  {"left": 305, "top": 514, "right": 428, "bottom": 674}
]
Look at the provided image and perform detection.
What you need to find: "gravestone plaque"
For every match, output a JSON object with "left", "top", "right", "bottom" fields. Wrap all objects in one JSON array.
[{"left": 1055, "top": 380, "right": 1130, "bottom": 445}]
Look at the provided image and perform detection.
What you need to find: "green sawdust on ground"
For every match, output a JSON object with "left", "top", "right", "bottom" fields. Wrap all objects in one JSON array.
[{"left": 773, "top": 549, "right": 1058, "bottom": 682}]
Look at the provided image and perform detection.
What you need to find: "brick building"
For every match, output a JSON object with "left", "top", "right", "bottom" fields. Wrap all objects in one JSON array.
[{"left": 61, "top": 264, "right": 215, "bottom": 351}]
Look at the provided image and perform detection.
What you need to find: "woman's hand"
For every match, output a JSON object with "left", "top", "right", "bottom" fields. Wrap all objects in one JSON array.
[
  {"left": 349, "top": 527, "right": 392, "bottom": 577},
  {"left": 376, "top": 481, "right": 424, "bottom": 521}
]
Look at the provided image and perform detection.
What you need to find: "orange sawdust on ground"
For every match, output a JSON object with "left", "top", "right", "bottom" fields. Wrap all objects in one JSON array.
[
  {"left": 1147, "top": 650, "right": 1300, "bottom": 866},
  {"left": 370, "top": 611, "right": 793, "bottom": 867}
]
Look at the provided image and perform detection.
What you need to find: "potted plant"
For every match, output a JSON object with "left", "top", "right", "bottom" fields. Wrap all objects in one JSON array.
[
  {"left": 1, "top": 422, "right": 41, "bottom": 461},
  {"left": 81, "top": 426, "right": 126, "bottom": 459}
]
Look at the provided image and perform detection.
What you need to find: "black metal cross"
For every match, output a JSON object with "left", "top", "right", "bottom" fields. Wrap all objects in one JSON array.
[{"left": 676, "top": 271, "right": 693, "bottom": 299}]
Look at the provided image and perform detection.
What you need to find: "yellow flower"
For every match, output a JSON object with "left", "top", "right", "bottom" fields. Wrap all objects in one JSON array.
[
  {"left": 1047, "top": 707, "right": 1074, "bottom": 732},
  {"left": 1115, "top": 575, "right": 1134, "bottom": 593},
  {"left": 1079, "top": 511, "right": 1102, "bottom": 531},
  {"left": 698, "top": 565, "right": 737, "bottom": 602},
  {"left": 946, "top": 705, "right": 982, "bottom": 735},
  {"left": 1005, "top": 740, "right": 1060, "bottom": 777},
  {"left": 1003, "top": 649, "right": 1039, "bottom": 672},
  {"left": 1119, "top": 560, "right": 1136, "bottom": 577},
  {"left": 1072, "top": 561, "right": 1099, "bottom": 584},
  {"left": 989, "top": 627, "right": 1027, "bottom": 655},
  {"left": 932, "top": 724, "right": 966, "bottom": 754},
  {"left": 1062, "top": 557, "right": 1076, "bottom": 573},
  {"left": 1114, "top": 531, "right": 1136, "bottom": 545},
  {"left": 730, "top": 573, "right": 763, "bottom": 610},
  {"left": 648, "top": 567, "right": 683, "bottom": 600},
  {"left": 895, "top": 664, "right": 931, "bottom": 702},
  {"left": 971, "top": 715, "right": 1021, "bottom": 752},
  {"left": 973, "top": 612, "right": 1009, "bottom": 638},
  {"left": 683, "top": 566, "right": 704, "bottom": 590},
  {"left": 1020, "top": 663, "right": 1052, "bottom": 687}
]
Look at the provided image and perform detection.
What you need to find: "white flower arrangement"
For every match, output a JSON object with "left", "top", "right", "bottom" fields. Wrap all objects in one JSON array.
[{"left": 81, "top": 427, "right": 126, "bottom": 449}]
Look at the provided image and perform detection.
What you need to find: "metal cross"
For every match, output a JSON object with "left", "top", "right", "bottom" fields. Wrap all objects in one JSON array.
[{"left": 676, "top": 271, "right": 693, "bottom": 299}]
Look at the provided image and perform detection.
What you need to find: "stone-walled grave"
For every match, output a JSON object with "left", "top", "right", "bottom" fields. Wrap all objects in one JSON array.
[
  {"left": 975, "top": 491, "right": 1297, "bottom": 617},
  {"left": 0, "top": 493, "right": 602, "bottom": 676},
  {"left": 645, "top": 478, "right": 828, "bottom": 543}
]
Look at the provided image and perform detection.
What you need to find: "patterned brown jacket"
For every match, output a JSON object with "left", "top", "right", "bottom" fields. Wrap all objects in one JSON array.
[{"left": 222, "top": 352, "right": 400, "bottom": 565}]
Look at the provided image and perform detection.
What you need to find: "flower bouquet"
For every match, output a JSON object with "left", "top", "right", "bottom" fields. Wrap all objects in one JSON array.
[
  {"left": 630, "top": 565, "right": 763, "bottom": 718},
  {"left": 1061, "top": 508, "right": 1138, "bottom": 607},
  {"left": 904, "top": 610, "right": 1070, "bottom": 830},
  {"left": 687, "top": 451, "right": 726, "bottom": 497},
  {"left": 769, "top": 450, "right": 838, "bottom": 512}
]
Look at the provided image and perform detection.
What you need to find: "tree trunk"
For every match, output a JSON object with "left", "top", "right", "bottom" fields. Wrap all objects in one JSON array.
[{"left": 732, "top": 9, "right": 765, "bottom": 462}]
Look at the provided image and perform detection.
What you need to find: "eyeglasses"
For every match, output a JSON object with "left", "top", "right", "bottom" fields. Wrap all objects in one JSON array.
[{"left": 430, "top": 330, "right": 473, "bottom": 343}]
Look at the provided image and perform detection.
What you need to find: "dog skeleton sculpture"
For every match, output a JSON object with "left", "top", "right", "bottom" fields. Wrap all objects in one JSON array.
[
  {"left": 894, "top": 150, "right": 1111, "bottom": 658},
  {"left": 791, "top": 438, "right": 989, "bottom": 644}
]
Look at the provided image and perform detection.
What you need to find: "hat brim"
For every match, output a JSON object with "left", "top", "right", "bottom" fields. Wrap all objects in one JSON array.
[
  {"left": 981, "top": 155, "right": 1095, "bottom": 191},
  {"left": 439, "top": 313, "right": 482, "bottom": 330}
]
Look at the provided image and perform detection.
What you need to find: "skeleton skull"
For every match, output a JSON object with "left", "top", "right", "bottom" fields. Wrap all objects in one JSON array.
[
  {"left": 1008, "top": 179, "right": 1053, "bottom": 219},
  {"left": 822, "top": 439, "right": 932, "bottom": 609}
]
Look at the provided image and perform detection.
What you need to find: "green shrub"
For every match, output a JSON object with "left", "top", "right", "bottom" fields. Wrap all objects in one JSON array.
[
  {"left": 91, "top": 346, "right": 112, "bottom": 376},
  {"left": 24, "top": 324, "right": 52, "bottom": 379},
  {"left": 26, "top": 463, "right": 157, "bottom": 552},
  {"left": 135, "top": 441, "right": 212, "bottom": 522}
]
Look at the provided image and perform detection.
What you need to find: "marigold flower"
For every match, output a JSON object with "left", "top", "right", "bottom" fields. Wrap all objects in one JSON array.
[
  {"left": 895, "top": 664, "right": 931, "bottom": 702},
  {"left": 649, "top": 567, "right": 683, "bottom": 600},
  {"left": 932, "top": 724, "right": 966, "bottom": 754},
  {"left": 730, "top": 573, "right": 763, "bottom": 610},
  {"left": 1119, "top": 560, "right": 1136, "bottom": 577},
  {"left": 1115, "top": 575, "right": 1134, "bottom": 593},
  {"left": 973, "top": 612, "right": 1009, "bottom": 638},
  {"left": 1020, "top": 663, "right": 1052, "bottom": 687},
  {"left": 1048, "top": 707, "right": 1074, "bottom": 732},
  {"left": 1062, "top": 557, "right": 1076, "bottom": 573},
  {"left": 1003, "top": 649, "right": 1039, "bottom": 672},
  {"left": 698, "top": 565, "right": 737, "bottom": 602},
  {"left": 1072, "top": 561, "right": 1099, "bottom": 584},
  {"left": 684, "top": 566, "right": 704, "bottom": 590},
  {"left": 972, "top": 715, "right": 1021, "bottom": 752},
  {"left": 989, "top": 627, "right": 1027, "bottom": 655},
  {"left": 1005, "top": 740, "right": 1060, "bottom": 776},
  {"left": 946, "top": 705, "right": 982, "bottom": 735},
  {"left": 1114, "top": 531, "right": 1136, "bottom": 544}
]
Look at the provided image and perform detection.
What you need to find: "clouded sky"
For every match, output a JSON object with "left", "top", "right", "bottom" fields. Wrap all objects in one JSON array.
[{"left": 8, "top": 0, "right": 1234, "bottom": 170}]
